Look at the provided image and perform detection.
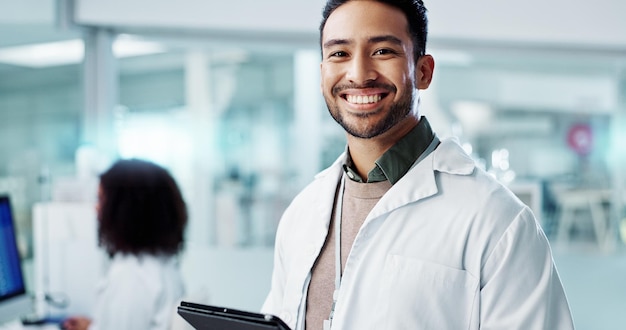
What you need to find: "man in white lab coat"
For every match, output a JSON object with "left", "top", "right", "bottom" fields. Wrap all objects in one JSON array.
[{"left": 262, "top": 0, "right": 575, "bottom": 329}]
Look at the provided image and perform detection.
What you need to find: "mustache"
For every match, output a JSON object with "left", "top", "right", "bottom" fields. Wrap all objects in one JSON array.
[{"left": 332, "top": 82, "right": 396, "bottom": 95}]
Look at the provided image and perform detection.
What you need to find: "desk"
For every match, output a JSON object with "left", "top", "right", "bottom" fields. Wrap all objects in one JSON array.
[
  {"left": 0, "top": 320, "right": 58, "bottom": 330},
  {"left": 553, "top": 188, "right": 612, "bottom": 248}
]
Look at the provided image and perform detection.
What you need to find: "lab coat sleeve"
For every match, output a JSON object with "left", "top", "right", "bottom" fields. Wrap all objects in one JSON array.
[{"left": 479, "top": 207, "right": 574, "bottom": 329}]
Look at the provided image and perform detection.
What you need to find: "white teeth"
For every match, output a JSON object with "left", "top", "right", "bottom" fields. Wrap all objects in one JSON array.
[{"left": 346, "top": 94, "right": 382, "bottom": 104}]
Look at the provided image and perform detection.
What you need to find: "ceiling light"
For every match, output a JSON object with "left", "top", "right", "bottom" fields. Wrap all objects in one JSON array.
[
  {"left": 0, "top": 39, "right": 83, "bottom": 67},
  {"left": 114, "top": 34, "right": 167, "bottom": 58},
  {"left": 0, "top": 35, "right": 166, "bottom": 68}
]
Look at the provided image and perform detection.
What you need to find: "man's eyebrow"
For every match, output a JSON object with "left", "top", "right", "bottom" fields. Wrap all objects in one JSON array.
[
  {"left": 323, "top": 38, "right": 352, "bottom": 49},
  {"left": 369, "top": 35, "right": 403, "bottom": 45},
  {"left": 322, "top": 35, "right": 403, "bottom": 49}
]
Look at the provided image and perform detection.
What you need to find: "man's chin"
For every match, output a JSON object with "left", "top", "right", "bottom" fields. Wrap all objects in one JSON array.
[{"left": 343, "top": 124, "right": 389, "bottom": 139}]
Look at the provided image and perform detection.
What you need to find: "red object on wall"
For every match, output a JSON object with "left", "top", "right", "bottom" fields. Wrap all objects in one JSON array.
[{"left": 567, "top": 123, "right": 593, "bottom": 156}]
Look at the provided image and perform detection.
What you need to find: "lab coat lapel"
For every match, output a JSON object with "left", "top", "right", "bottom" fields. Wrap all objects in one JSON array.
[
  {"left": 367, "top": 138, "right": 476, "bottom": 221},
  {"left": 306, "top": 151, "right": 347, "bottom": 248}
]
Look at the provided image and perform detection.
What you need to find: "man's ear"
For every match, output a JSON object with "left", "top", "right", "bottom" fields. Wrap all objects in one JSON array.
[{"left": 415, "top": 55, "right": 435, "bottom": 89}]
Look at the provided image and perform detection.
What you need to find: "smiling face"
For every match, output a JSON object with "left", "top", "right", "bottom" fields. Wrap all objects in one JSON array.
[{"left": 321, "top": 0, "right": 433, "bottom": 139}]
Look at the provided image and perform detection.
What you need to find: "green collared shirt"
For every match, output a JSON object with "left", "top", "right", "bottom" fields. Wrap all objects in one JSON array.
[{"left": 343, "top": 116, "right": 436, "bottom": 184}]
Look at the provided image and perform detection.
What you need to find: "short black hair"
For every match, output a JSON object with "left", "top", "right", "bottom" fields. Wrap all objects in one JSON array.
[
  {"left": 98, "top": 158, "right": 187, "bottom": 257},
  {"left": 319, "top": 0, "right": 428, "bottom": 61}
]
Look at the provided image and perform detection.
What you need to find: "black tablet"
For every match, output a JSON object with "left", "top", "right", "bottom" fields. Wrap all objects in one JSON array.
[{"left": 177, "top": 301, "right": 291, "bottom": 330}]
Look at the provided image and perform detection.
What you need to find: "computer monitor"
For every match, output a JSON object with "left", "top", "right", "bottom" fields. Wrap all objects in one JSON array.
[{"left": 0, "top": 195, "right": 33, "bottom": 324}]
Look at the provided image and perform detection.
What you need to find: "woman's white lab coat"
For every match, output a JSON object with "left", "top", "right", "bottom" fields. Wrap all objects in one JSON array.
[
  {"left": 262, "top": 138, "right": 574, "bottom": 330},
  {"left": 89, "top": 253, "right": 184, "bottom": 330}
]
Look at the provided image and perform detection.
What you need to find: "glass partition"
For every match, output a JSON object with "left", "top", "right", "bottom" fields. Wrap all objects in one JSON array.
[
  {"left": 0, "top": 38, "right": 82, "bottom": 259},
  {"left": 113, "top": 38, "right": 338, "bottom": 247}
]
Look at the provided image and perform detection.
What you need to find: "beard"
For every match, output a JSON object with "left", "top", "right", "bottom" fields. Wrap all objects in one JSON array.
[{"left": 324, "top": 81, "right": 414, "bottom": 139}]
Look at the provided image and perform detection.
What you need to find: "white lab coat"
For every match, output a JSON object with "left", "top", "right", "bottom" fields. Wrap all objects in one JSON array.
[
  {"left": 262, "top": 138, "right": 574, "bottom": 330},
  {"left": 89, "top": 253, "right": 185, "bottom": 330}
]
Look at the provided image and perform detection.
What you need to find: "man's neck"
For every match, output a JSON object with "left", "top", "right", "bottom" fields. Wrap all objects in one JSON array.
[{"left": 346, "top": 115, "right": 419, "bottom": 181}]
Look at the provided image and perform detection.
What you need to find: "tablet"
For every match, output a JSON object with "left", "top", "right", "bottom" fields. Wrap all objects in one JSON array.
[{"left": 177, "top": 301, "right": 292, "bottom": 330}]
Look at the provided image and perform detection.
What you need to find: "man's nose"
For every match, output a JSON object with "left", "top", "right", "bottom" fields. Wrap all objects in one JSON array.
[{"left": 346, "top": 55, "right": 377, "bottom": 84}]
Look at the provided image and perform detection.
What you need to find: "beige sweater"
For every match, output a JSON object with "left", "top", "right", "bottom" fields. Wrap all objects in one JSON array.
[{"left": 306, "top": 178, "right": 392, "bottom": 330}]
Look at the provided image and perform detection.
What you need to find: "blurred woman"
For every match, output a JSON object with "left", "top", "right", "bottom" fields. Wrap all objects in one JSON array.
[{"left": 63, "top": 158, "right": 188, "bottom": 330}]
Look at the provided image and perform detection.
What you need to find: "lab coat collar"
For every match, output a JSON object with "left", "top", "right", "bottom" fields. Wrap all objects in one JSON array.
[
  {"left": 313, "top": 138, "right": 476, "bottom": 221},
  {"left": 314, "top": 145, "right": 348, "bottom": 181},
  {"left": 315, "top": 137, "right": 474, "bottom": 178},
  {"left": 375, "top": 137, "right": 476, "bottom": 216},
  {"left": 431, "top": 137, "right": 476, "bottom": 175}
]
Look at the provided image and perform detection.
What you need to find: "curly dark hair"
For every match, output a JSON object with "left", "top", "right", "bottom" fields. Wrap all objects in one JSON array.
[
  {"left": 97, "top": 158, "right": 187, "bottom": 257},
  {"left": 319, "top": 0, "right": 429, "bottom": 61}
]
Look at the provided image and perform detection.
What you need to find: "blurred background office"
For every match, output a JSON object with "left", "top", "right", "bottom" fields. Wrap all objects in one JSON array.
[{"left": 0, "top": 0, "right": 625, "bottom": 329}]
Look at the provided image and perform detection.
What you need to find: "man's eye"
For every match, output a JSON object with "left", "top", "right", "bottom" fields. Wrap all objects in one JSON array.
[
  {"left": 330, "top": 51, "right": 348, "bottom": 57},
  {"left": 374, "top": 49, "right": 396, "bottom": 56}
]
